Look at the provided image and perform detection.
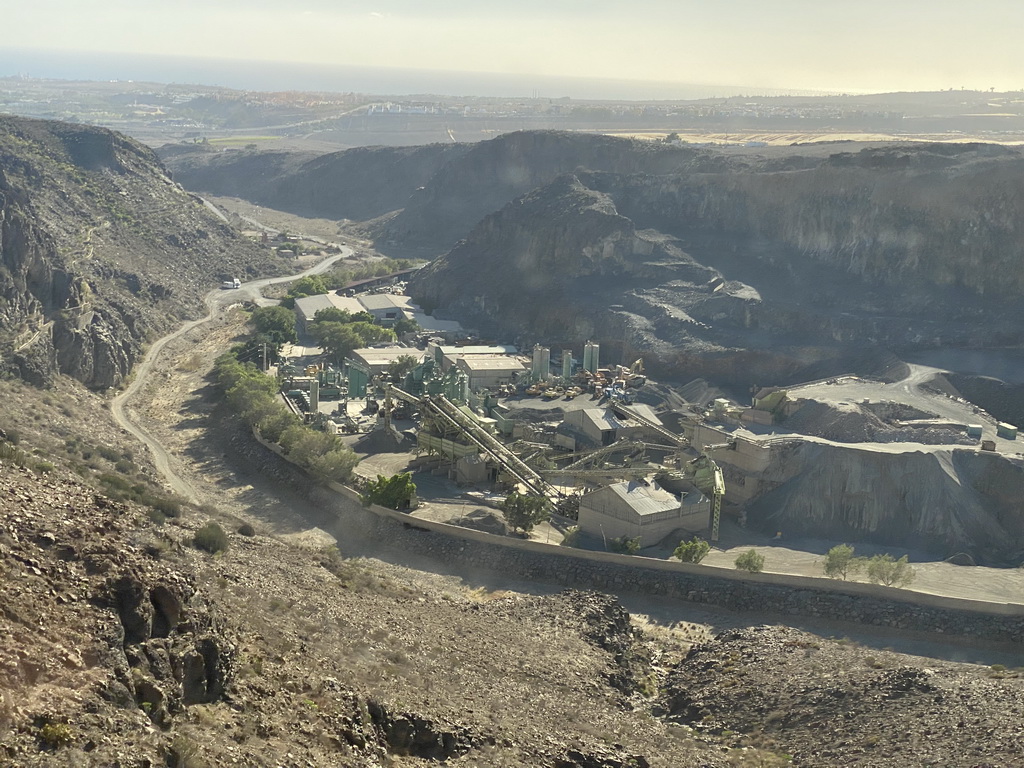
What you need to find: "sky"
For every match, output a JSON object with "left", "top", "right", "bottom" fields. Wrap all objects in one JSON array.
[{"left": 5, "top": 1, "right": 1024, "bottom": 97}]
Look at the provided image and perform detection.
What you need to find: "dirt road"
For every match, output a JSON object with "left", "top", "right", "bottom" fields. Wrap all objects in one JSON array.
[{"left": 110, "top": 248, "right": 351, "bottom": 502}]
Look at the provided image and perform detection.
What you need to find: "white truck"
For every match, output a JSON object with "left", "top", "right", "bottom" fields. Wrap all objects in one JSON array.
[{"left": 221, "top": 277, "right": 242, "bottom": 289}]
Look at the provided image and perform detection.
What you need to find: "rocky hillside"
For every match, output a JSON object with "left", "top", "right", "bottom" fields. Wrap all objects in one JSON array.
[
  {"left": 159, "top": 142, "right": 470, "bottom": 223},
  {"left": 408, "top": 140, "right": 1024, "bottom": 386},
  {"left": 4, "top": 449, "right": 1023, "bottom": 767},
  {"left": 160, "top": 130, "right": 1024, "bottom": 387},
  {"left": 0, "top": 116, "right": 281, "bottom": 388}
]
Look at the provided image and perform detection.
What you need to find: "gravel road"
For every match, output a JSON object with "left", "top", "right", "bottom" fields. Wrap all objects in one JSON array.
[{"left": 110, "top": 247, "right": 351, "bottom": 502}]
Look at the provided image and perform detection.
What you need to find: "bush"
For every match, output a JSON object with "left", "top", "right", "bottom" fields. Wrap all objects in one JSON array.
[
  {"left": 38, "top": 722, "right": 74, "bottom": 749},
  {"left": 673, "top": 537, "right": 710, "bottom": 563},
  {"left": 193, "top": 522, "right": 228, "bottom": 554},
  {"left": 362, "top": 473, "right": 417, "bottom": 511},
  {"left": 237, "top": 522, "right": 256, "bottom": 537},
  {"left": 735, "top": 549, "right": 765, "bottom": 573},
  {"left": 866, "top": 553, "right": 915, "bottom": 587},
  {"left": 608, "top": 536, "right": 641, "bottom": 555},
  {"left": 499, "top": 491, "right": 549, "bottom": 534}
]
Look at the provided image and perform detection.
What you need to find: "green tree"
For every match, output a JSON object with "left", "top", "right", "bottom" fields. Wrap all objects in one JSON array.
[
  {"left": 306, "top": 448, "right": 360, "bottom": 485},
  {"left": 673, "top": 537, "right": 710, "bottom": 564},
  {"left": 609, "top": 536, "right": 642, "bottom": 555},
  {"left": 313, "top": 307, "right": 352, "bottom": 324},
  {"left": 393, "top": 317, "right": 420, "bottom": 336},
  {"left": 288, "top": 274, "right": 329, "bottom": 298},
  {"left": 823, "top": 543, "right": 863, "bottom": 580},
  {"left": 735, "top": 549, "right": 765, "bottom": 573},
  {"left": 250, "top": 306, "right": 297, "bottom": 344},
  {"left": 386, "top": 354, "right": 419, "bottom": 380},
  {"left": 361, "top": 473, "right": 417, "bottom": 510},
  {"left": 866, "top": 554, "right": 915, "bottom": 588},
  {"left": 348, "top": 321, "right": 396, "bottom": 346},
  {"left": 311, "top": 322, "right": 364, "bottom": 364},
  {"left": 500, "top": 492, "right": 550, "bottom": 534}
]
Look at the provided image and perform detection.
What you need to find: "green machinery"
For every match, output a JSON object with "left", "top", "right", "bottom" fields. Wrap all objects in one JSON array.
[{"left": 686, "top": 450, "right": 727, "bottom": 542}]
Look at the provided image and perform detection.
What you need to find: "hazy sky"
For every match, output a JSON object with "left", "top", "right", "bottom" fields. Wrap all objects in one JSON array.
[{"left": 6, "top": 0, "right": 1024, "bottom": 94}]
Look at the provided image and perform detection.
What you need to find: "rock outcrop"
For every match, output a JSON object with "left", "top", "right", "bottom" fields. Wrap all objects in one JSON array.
[{"left": 0, "top": 116, "right": 281, "bottom": 388}]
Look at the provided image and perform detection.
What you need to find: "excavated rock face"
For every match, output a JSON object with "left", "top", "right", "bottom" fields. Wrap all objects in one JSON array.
[
  {"left": 0, "top": 116, "right": 282, "bottom": 389},
  {"left": 747, "top": 442, "right": 1024, "bottom": 563},
  {"left": 408, "top": 138, "right": 1024, "bottom": 387}
]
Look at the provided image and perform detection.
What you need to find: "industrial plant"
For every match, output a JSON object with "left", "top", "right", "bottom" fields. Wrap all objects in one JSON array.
[{"left": 267, "top": 276, "right": 1023, "bottom": 560}]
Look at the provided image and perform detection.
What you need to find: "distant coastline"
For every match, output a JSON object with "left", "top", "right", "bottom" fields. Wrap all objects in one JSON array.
[{"left": 0, "top": 47, "right": 828, "bottom": 101}]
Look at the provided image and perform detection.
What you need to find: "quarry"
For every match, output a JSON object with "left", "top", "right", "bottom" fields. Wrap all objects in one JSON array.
[
  {"left": 270, "top": 268, "right": 1024, "bottom": 570},
  {"left": 5, "top": 107, "right": 1024, "bottom": 766}
]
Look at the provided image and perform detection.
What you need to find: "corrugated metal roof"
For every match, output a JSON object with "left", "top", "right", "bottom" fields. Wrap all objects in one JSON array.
[
  {"left": 359, "top": 294, "right": 416, "bottom": 312},
  {"left": 582, "top": 409, "right": 627, "bottom": 432},
  {"left": 294, "top": 294, "right": 364, "bottom": 320},
  {"left": 585, "top": 480, "right": 680, "bottom": 517}
]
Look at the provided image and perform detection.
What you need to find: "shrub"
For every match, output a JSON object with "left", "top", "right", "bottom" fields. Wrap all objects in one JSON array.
[
  {"left": 33, "top": 460, "right": 55, "bottom": 474},
  {"left": 237, "top": 522, "right": 256, "bottom": 537},
  {"left": 38, "top": 722, "right": 74, "bottom": 749},
  {"left": 866, "top": 553, "right": 915, "bottom": 587},
  {"left": 673, "top": 537, "right": 710, "bottom": 563},
  {"left": 608, "top": 536, "right": 641, "bottom": 555},
  {"left": 362, "top": 472, "right": 417, "bottom": 511},
  {"left": 193, "top": 522, "right": 228, "bottom": 554},
  {"left": 735, "top": 549, "right": 765, "bottom": 573}
]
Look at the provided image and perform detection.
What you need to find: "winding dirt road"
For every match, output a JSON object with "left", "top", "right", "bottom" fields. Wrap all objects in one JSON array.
[{"left": 110, "top": 249, "right": 350, "bottom": 501}]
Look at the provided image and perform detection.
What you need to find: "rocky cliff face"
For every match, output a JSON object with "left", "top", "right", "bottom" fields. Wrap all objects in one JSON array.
[
  {"left": 408, "top": 137, "right": 1024, "bottom": 386},
  {"left": 381, "top": 130, "right": 704, "bottom": 252},
  {"left": 0, "top": 116, "right": 280, "bottom": 388},
  {"left": 746, "top": 442, "right": 1024, "bottom": 563}
]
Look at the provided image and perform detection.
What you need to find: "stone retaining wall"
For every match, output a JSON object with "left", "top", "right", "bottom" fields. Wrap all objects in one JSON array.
[{"left": 255, "top": 429, "right": 1024, "bottom": 644}]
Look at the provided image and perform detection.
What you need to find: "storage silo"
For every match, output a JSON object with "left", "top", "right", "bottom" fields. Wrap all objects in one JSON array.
[
  {"left": 584, "top": 341, "right": 600, "bottom": 373},
  {"left": 532, "top": 344, "right": 550, "bottom": 381}
]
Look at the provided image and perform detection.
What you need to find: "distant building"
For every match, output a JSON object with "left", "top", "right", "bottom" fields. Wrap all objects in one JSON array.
[
  {"left": 559, "top": 405, "right": 665, "bottom": 449},
  {"left": 293, "top": 294, "right": 364, "bottom": 335},
  {"left": 578, "top": 480, "right": 709, "bottom": 547},
  {"left": 357, "top": 293, "right": 417, "bottom": 326},
  {"left": 454, "top": 355, "right": 527, "bottom": 391}
]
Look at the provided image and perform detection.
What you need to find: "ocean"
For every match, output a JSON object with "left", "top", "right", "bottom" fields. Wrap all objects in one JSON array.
[{"left": 0, "top": 48, "right": 820, "bottom": 101}]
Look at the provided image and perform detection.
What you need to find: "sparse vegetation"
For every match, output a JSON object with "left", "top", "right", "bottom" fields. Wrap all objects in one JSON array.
[
  {"left": 735, "top": 549, "right": 765, "bottom": 573},
  {"left": 608, "top": 536, "right": 642, "bottom": 555},
  {"left": 673, "top": 537, "right": 711, "bottom": 564},
  {"left": 865, "top": 553, "right": 916, "bottom": 588},
  {"left": 38, "top": 722, "right": 74, "bottom": 749},
  {"left": 500, "top": 491, "right": 550, "bottom": 534},
  {"left": 193, "top": 521, "right": 229, "bottom": 554},
  {"left": 560, "top": 525, "right": 581, "bottom": 547}
]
